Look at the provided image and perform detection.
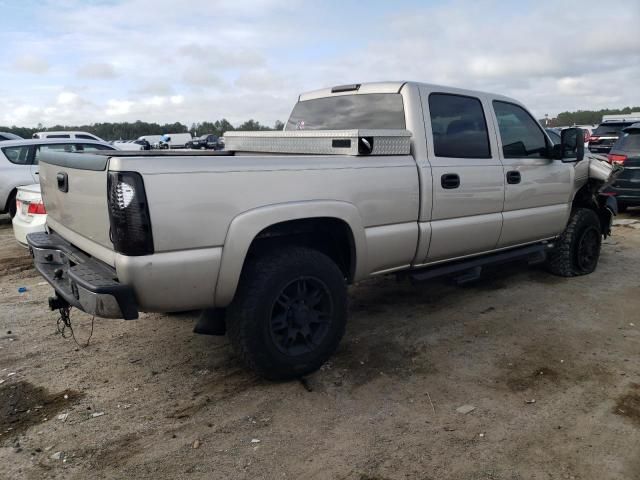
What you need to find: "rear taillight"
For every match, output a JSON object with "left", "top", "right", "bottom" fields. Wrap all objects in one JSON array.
[
  {"left": 583, "top": 130, "right": 591, "bottom": 142},
  {"left": 27, "top": 201, "right": 46, "bottom": 215},
  {"left": 107, "top": 171, "right": 154, "bottom": 256},
  {"left": 607, "top": 154, "right": 627, "bottom": 164}
]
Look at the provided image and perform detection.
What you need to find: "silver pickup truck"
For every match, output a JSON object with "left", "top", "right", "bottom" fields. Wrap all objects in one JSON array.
[{"left": 28, "top": 81, "right": 619, "bottom": 380}]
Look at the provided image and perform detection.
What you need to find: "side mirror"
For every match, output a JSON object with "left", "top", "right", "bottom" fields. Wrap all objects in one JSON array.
[{"left": 556, "top": 127, "right": 584, "bottom": 162}]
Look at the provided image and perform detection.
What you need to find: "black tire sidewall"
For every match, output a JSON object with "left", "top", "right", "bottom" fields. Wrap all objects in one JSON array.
[
  {"left": 570, "top": 210, "right": 601, "bottom": 274},
  {"left": 229, "top": 248, "right": 347, "bottom": 379},
  {"left": 8, "top": 191, "right": 17, "bottom": 218}
]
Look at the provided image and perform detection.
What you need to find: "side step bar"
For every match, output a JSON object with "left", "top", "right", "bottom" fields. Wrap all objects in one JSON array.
[{"left": 409, "top": 244, "right": 551, "bottom": 285}]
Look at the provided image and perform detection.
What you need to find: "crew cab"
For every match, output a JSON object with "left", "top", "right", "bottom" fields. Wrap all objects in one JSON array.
[{"left": 28, "top": 81, "right": 620, "bottom": 380}]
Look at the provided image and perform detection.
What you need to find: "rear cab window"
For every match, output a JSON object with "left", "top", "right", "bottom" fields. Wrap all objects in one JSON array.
[
  {"left": 428, "top": 93, "right": 491, "bottom": 158},
  {"left": 285, "top": 93, "right": 406, "bottom": 130},
  {"left": 34, "top": 143, "right": 78, "bottom": 164},
  {"left": 76, "top": 134, "right": 98, "bottom": 140}
]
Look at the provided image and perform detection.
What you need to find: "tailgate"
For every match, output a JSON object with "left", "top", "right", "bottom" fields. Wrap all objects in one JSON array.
[{"left": 38, "top": 152, "right": 113, "bottom": 252}]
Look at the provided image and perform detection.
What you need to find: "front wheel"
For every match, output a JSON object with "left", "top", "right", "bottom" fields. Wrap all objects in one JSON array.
[
  {"left": 547, "top": 208, "right": 602, "bottom": 277},
  {"left": 226, "top": 246, "right": 348, "bottom": 380}
]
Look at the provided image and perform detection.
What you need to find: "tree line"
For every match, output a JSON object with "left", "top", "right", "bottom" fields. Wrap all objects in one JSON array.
[
  {"left": 0, "top": 119, "right": 285, "bottom": 142},
  {"left": 3, "top": 105, "right": 639, "bottom": 140},
  {"left": 539, "top": 106, "right": 640, "bottom": 127}
]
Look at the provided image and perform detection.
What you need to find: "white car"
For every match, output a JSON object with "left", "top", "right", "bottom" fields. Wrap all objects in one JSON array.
[
  {"left": 12, "top": 183, "right": 46, "bottom": 246},
  {"left": 32, "top": 131, "right": 104, "bottom": 142},
  {"left": 1, "top": 138, "right": 115, "bottom": 219}
]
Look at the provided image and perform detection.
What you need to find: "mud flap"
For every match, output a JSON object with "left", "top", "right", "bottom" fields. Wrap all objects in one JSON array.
[{"left": 598, "top": 194, "right": 618, "bottom": 237}]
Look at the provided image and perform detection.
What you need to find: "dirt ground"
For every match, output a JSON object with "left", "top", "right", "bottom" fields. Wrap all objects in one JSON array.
[{"left": 1, "top": 212, "right": 639, "bottom": 480}]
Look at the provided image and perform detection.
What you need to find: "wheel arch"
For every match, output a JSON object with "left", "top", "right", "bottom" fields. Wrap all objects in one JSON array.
[
  {"left": 570, "top": 181, "right": 615, "bottom": 237},
  {"left": 214, "top": 201, "right": 368, "bottom": 307},
  {"left": 2, "top": 187, "right": 18, "bottom": 214}
]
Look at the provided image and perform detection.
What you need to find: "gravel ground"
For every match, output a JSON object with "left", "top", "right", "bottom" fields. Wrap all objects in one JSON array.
[{"left": 0, "top": 211, "right": 639, "bottom": 480}]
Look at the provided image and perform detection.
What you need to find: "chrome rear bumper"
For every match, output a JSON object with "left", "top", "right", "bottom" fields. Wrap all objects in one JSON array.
[{"left": 27, "top": 231, "right": 138, "bottom": 319}]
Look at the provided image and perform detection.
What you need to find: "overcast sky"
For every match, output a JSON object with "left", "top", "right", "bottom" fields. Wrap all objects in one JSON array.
[{"left": 1, "top": 0, "right": 639, "bottom": 127}]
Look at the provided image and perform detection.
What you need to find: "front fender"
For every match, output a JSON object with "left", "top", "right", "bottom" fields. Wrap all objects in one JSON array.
[{"left": 214, "top": 200, "right": 367, "bottom": 307}]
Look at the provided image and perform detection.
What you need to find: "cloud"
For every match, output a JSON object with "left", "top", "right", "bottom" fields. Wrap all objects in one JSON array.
[
  {"left": 1, "top": 0, "right": 638, "bottom": 127},
  {"left": 181, "top": 66, "right": 225, "bottom": 87},
  {"left": 77, "top": 62, "right": 118, "bottom": 79},
  {"left": 13, "top": 55, "right": 49, "bottom": 74}
]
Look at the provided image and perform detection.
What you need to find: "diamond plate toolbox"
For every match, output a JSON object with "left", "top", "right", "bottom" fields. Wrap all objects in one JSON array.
[{"left": 223, "top": 129, "right": 411, "bottom": 156}]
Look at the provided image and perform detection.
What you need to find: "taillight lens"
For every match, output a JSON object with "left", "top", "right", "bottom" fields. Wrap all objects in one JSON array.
[
  {"left": 583, "top": 130, "right": 591, "bottom": 142},
  {"left": 607, "top": 154, "right": 627, "bottom": 164},
  {"left": 27, "top": 201, "right": 46, "bottom": 215},
  {"left": 107, "top": 171, "right": 154, "bottom": 255}
]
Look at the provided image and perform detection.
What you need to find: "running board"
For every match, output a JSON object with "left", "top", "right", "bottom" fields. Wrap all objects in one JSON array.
[{"left": 409, "top": 244, "right": 550, "bottom": 285}]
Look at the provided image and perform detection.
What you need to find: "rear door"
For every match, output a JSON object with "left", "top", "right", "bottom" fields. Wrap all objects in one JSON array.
[
  {"left": 418, "top": 90, "right": 505, "bottom": 263},
  {"left": 491, "top": 100, "right": 572, "bottom": 247},
  {"left": 0, "top": 144, "right": 35, "bottom": 201}
]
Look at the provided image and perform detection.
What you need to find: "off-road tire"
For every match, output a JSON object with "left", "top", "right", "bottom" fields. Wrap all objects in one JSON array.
[
  {"left": 547, "top": 208, "right": 602, "bottom": 277},
  {"left": 618, "top": 203, "right": 628, "bottom": 213},
  {"left": 226, "top": 246, "right": 348, "bottom": 380}
]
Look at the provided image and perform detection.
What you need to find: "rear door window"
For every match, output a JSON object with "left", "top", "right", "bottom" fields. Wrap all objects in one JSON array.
[
  {"left": 428, "top": 93, "right": 491, "bottom": 158},
  {"left": 1, "top": 145, "right": 32, "bottom": 165},
  {"left": 286, "top": 93, "right": 406, "bottom": 130},
  {"left": 493, "top": 101, "right": 548, "bottom": 158}
]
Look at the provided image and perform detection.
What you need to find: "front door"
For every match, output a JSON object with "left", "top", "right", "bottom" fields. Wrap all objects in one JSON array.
[
  {"left": 417, "top": 90, "right": 505, "bottom": 264},
  {"left": 491, "top": 101, "right": 573, "bottom": 247}
]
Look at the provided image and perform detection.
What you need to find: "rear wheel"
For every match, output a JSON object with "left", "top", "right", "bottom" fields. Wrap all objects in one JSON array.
[
  {"left": 7, "top": 191, "right": 17, "bottom": 219},
  {"left": 618, "top": 203, "right": 628, "bottom": 213},
  {"left": 226, "top": 246, "right": 348, "bottom": 380},
  {"left": 547, "top": 208, "right": 602, "bottom": 277}
]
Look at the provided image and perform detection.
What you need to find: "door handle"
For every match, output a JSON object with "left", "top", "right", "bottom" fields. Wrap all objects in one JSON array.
[
  {"left": 506, "top": 171, "right": 521, "bottom": 184},
  {"left": 57, "top": 172, "right": 68, "bottom": 192},
  {"left": 441, "top": 173, "right": 460, "bottom": 189}
]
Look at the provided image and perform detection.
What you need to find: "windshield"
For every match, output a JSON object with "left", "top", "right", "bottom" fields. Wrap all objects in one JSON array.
[
  {"left": 593, "top": 123, "right": 630, "bottom": 136},
  {"left": 286, "top": 93, "right": 406, "bottom": 130}
]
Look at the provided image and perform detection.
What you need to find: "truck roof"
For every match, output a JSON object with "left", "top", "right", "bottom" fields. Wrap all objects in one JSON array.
[{"left": 298, "top": 81, "right": 520, "bottom": 105}]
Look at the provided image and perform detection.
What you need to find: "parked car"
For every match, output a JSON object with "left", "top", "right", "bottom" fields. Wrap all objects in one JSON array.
[
  {"left": 602, "top": 123, "right": 640, "bottom": 212},
  {"left": 28, "top": 81, "right": 620, "bottom": 380},
  {"left": 12, "top": 184, "right": 45, "bottom": 246},
  {"left": 113, "top": 139, "right": 151, "bottom": 151},
  {"left": 0, "top": 132, "right": 23, "bottom": 141},
  {"left": 158, "top": 133, "right": 192, "bottom": 149},
  {"left": 589, "top": 119, "right": 640, "bottom": 154},
  {"left": 137, "top": 135, "right": 163, "bottom": 148},
  {"left": 0, "top": 138, "right": 115, "bottom": 218},
  {"left": 186, "top": 134, "right": 221, "bottom": 149},
  {"left": 33, "top": 131, "right": 105, "bottom": 142}
]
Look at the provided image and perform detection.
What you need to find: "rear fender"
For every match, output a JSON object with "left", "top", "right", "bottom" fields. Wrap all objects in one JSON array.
[{"left": 214, "top": 200, "right": 367, "bottom": 307}]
